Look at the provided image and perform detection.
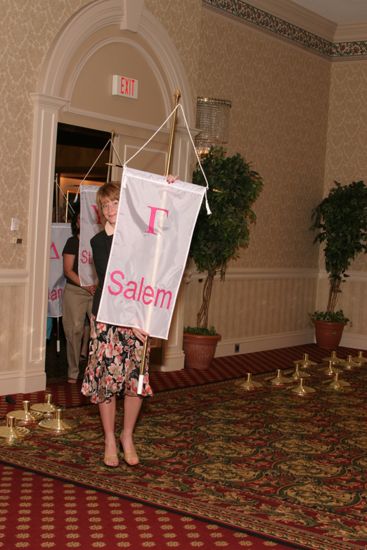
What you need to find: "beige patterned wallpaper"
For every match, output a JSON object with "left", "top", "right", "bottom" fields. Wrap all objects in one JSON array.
[
  {"left": 324, "top": 61, "right": 367, "bottom": 273},
  {"left": 145, "top": 0, "right": 202, "bottom": 109},
  {"left": 0, "top": 0, "right": 91, "bottom": 269},
  {"left": 198, "top": 8, "right": 331, "bottom": 270}
]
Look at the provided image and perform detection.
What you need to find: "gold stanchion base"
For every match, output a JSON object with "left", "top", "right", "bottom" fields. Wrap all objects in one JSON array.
[
  {"left": 339, "top": 355, "right": 358, "bottom": 370},
  {"left": 7, "top": 409, "right": 42, "bottom": 426},
  {"left": 0, "top": 417, "right": 29, "bottom": 444},
  {"left": 322, "top": 351, "right": 341, "bottom": 365},
  {"left": 30, "top": 403, "right": 56, "bottom": 415},
  {"left": 293, "top": 353, "right": 316, "bottom": 369},
  {"left": 292, "top": 365, "right": 310, "bottom": 380},
  {"left": 270, "top": 369, "right": 293, "bottom": 386},
  {"left": 239, "top": 373, "right": 263, "bottom": 391},
  {"left": 352, "top": 351, "right": 367, "bottom": 366},
  {"left": 292, "top": 379, "right": 315, "bottom": 396},
  {"left": 327, "top": 373, "right": 350, "bottom": 391},
  {"left": 38, "top": 409, "right": 73, "bottom": 433},
  {"left": 323, "top": 360, "right": 340, "bottom": 377}
]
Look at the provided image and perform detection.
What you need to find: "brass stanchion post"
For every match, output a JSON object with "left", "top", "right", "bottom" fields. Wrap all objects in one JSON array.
[{"left": 165, "top": 89, "right": 181, "bottom": 177}]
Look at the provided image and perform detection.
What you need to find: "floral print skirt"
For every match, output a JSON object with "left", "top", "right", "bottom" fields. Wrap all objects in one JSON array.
[{"left": 81, "top": 316, "right": 153, "bottom": 404}]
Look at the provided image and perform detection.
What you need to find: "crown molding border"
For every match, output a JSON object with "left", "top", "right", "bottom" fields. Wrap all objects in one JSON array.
[{"left": 203, "top": 0, "right": 367, "bottom": 60}]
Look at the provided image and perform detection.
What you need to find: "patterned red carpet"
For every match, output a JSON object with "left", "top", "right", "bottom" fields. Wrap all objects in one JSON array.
[
  {"left": 1, "top": 344, "right": 367, "bottom": 550},
  {"left": 0, "top": 463, "right": 289, "bottom": 549},
  {"left": 1, "top": 343, "right": 358, "bottom": 416}
]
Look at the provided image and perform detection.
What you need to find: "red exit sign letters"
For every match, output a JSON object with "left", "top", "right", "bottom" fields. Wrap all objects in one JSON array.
[{"left": 112, "top": 74, "right": 139, "bottom": 99}]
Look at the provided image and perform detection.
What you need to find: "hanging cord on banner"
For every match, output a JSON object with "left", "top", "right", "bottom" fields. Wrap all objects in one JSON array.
[
  {"left": 75, "top": 138, "right": 112, "bottom": 196},
  {"left": 177, "top": 104, "right": 211, "bottom": 215},
  {"left": 124, "top": 104, "right": 211, "bottom": 215},
  {"left": 107, "top": 138, "right": 124, "bottom": 172},
  {"left": 70, "top": 136, "right": 124, "bottom": 200},
  {"left": 55, "top": 181, "right": 77, "bottom": 221}
]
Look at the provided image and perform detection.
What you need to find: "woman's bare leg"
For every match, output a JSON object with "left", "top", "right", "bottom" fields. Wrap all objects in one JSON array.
[
  {"left": 99, "top": 397, "right": 119, "bottom": 467},
  {"left": 120, "top": 395, "right": 143, "bottom": 465}
]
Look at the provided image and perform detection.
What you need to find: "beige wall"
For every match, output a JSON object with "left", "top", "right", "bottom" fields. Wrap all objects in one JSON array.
[
  {"left": 184, "top": 7, "right": 330, "bottom": 350},
  {"left": 198, "top": 9, "right": 330, "bottom": 269},
  {"left": 0, "top": 0, "right": 91, "bottom": 270},
  {"left": 316, "top": 61, "right": 367, "bottom": 343},
  {"left": 1, "top": 0, "right": 367, "bottom": 392}
]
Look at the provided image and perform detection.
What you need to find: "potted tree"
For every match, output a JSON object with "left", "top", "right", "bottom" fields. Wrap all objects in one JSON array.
[
  {"left": 310, "top": 180, "right": 367, "bottom": 349},
  {"left": 183, "top": 147, "right": 263, "bottom": 369}
]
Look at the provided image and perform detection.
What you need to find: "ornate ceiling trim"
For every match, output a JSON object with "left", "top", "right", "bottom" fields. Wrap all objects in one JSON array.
[{"left": 203, "top": 0, "right": 367, "bottom": 59}]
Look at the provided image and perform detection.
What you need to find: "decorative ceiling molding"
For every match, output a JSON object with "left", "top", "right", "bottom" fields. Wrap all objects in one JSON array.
[
  {"left": 203, "top": 0, "right": 367, "bottom": 59},
  {"left": 240, "top": 0, "right": 336, "bottom": 40}
]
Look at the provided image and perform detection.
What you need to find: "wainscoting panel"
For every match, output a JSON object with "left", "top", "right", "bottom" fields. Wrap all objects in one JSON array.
[
  {"left": 0, "top": 271, "right": 27, "bottom": 375},
  {"left": 184, "top": 269, "right": 318, "bottom": 355},
  {"left": 0, "top": 269, "right": 48, "bottom": 395}
]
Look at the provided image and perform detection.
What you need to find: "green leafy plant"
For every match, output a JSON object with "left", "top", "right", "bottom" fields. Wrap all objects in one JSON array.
[
  {"left": 188, "top": 147, "right": 263, "bottom": 331},
  {"left": 184, "top": 325, "right": 217, "bottom": 336},
  {"left": 310, "top": 180, "right": 367, "bottom": 318},
  {"left": 310, "top": 310, "right": 349, "bottom": 324}
]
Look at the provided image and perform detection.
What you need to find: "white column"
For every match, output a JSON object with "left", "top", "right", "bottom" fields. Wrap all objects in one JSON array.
[{"left": 22, "top": 94, "right": 68, "bottom": 392}]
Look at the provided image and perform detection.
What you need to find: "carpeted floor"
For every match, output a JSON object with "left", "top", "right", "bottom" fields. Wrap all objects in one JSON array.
[
  {"left": 0, "top": 462, "right": 288, "bottom": 549},
  {"left": 1, "top": 343, "right": 360, "bottom": 417},
  {"left": 1, "top": 351, "right": 366, "bottom": 549}
]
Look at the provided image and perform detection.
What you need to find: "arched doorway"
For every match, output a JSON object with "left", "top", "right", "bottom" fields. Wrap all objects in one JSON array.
[{"left": 26, "top": 0, "right": 195, "bottom": 391}]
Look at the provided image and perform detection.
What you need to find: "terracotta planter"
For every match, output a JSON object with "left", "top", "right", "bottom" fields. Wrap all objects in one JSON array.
[
  {"left": 183, "top": 332, "right": 221, "bottom": 370},
  {"left": 314, "top": 320, "right": 345, "bottom": 350}
]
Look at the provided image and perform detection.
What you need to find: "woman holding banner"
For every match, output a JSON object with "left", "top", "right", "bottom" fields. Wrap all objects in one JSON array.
[{"left": 81, "top": 181, "right": 151, "bottom": 468}]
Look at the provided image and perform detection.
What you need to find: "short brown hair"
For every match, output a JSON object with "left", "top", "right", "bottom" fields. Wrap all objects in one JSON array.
[{"left": 96, "top": 181, "right": 121, "bottom": 213}]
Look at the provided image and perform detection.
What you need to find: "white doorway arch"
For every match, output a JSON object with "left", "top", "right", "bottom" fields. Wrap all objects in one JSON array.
[{"left": 26, "top": 0, "right": 194, "bottom": 391}]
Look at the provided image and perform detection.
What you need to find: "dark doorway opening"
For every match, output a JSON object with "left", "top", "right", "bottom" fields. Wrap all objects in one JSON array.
[{"left": 47, "top": 123, "right": 112, "bottom": 383}]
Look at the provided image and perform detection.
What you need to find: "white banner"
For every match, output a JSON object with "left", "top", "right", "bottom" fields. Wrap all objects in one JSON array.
[
  {"left": 97, "top": 167, "right": 206, "bottom": 339},
  {"left": 79, "top": 185, "right": 101, "bottom": 287},
  {"left": 48, "top": 223, "right": 72, "bottom": 317}
]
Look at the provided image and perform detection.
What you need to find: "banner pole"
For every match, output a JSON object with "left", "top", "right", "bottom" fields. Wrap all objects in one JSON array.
[
  {"left": 165, "top": 89, "right": 181, "bottom": 177},
  {"left": 106, "top": 132, "right": 115, "bottom": 183},
  {"left": 54, "top": 173, "right": 61, "bottom": 356},
  {"left": 137, "top": 89, "right": 181, "bottom": 394},
  {"left": 137, "top": 337, "right": 149, "bottom": 395}
]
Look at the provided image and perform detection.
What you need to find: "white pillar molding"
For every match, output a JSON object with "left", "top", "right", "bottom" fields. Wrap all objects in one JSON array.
[
  {"left": 158, "top": 285, "right": 186, "bottom": 372},
  {"left": 22, "top": 94, "right": 69, "bottom": 392}
]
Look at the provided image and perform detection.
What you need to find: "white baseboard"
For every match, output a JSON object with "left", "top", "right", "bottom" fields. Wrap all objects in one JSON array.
[
  {"left": 215, "top": 330, "right": 315, "bottom": 357},
  {"left": 151, "top": 348, "right": 185, "bottom": 372},
  {"left": 0, "top": 371, "right": 46, "bottom": 397},
  {"left": 340, "top": 332, "right": 367, "bottom": 351}
]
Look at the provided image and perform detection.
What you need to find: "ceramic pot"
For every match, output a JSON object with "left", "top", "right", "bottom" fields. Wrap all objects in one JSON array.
[
  {"left": 183, "top": 333, "right": 221, "bottom": 370},
  {"left": 314, "top": 320, "right": 345, "bottom": 350}
]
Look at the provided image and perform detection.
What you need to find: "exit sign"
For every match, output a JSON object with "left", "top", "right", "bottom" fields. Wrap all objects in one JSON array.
[{"left": 112, "top": 74, "right": 138, "bottom": 99}]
